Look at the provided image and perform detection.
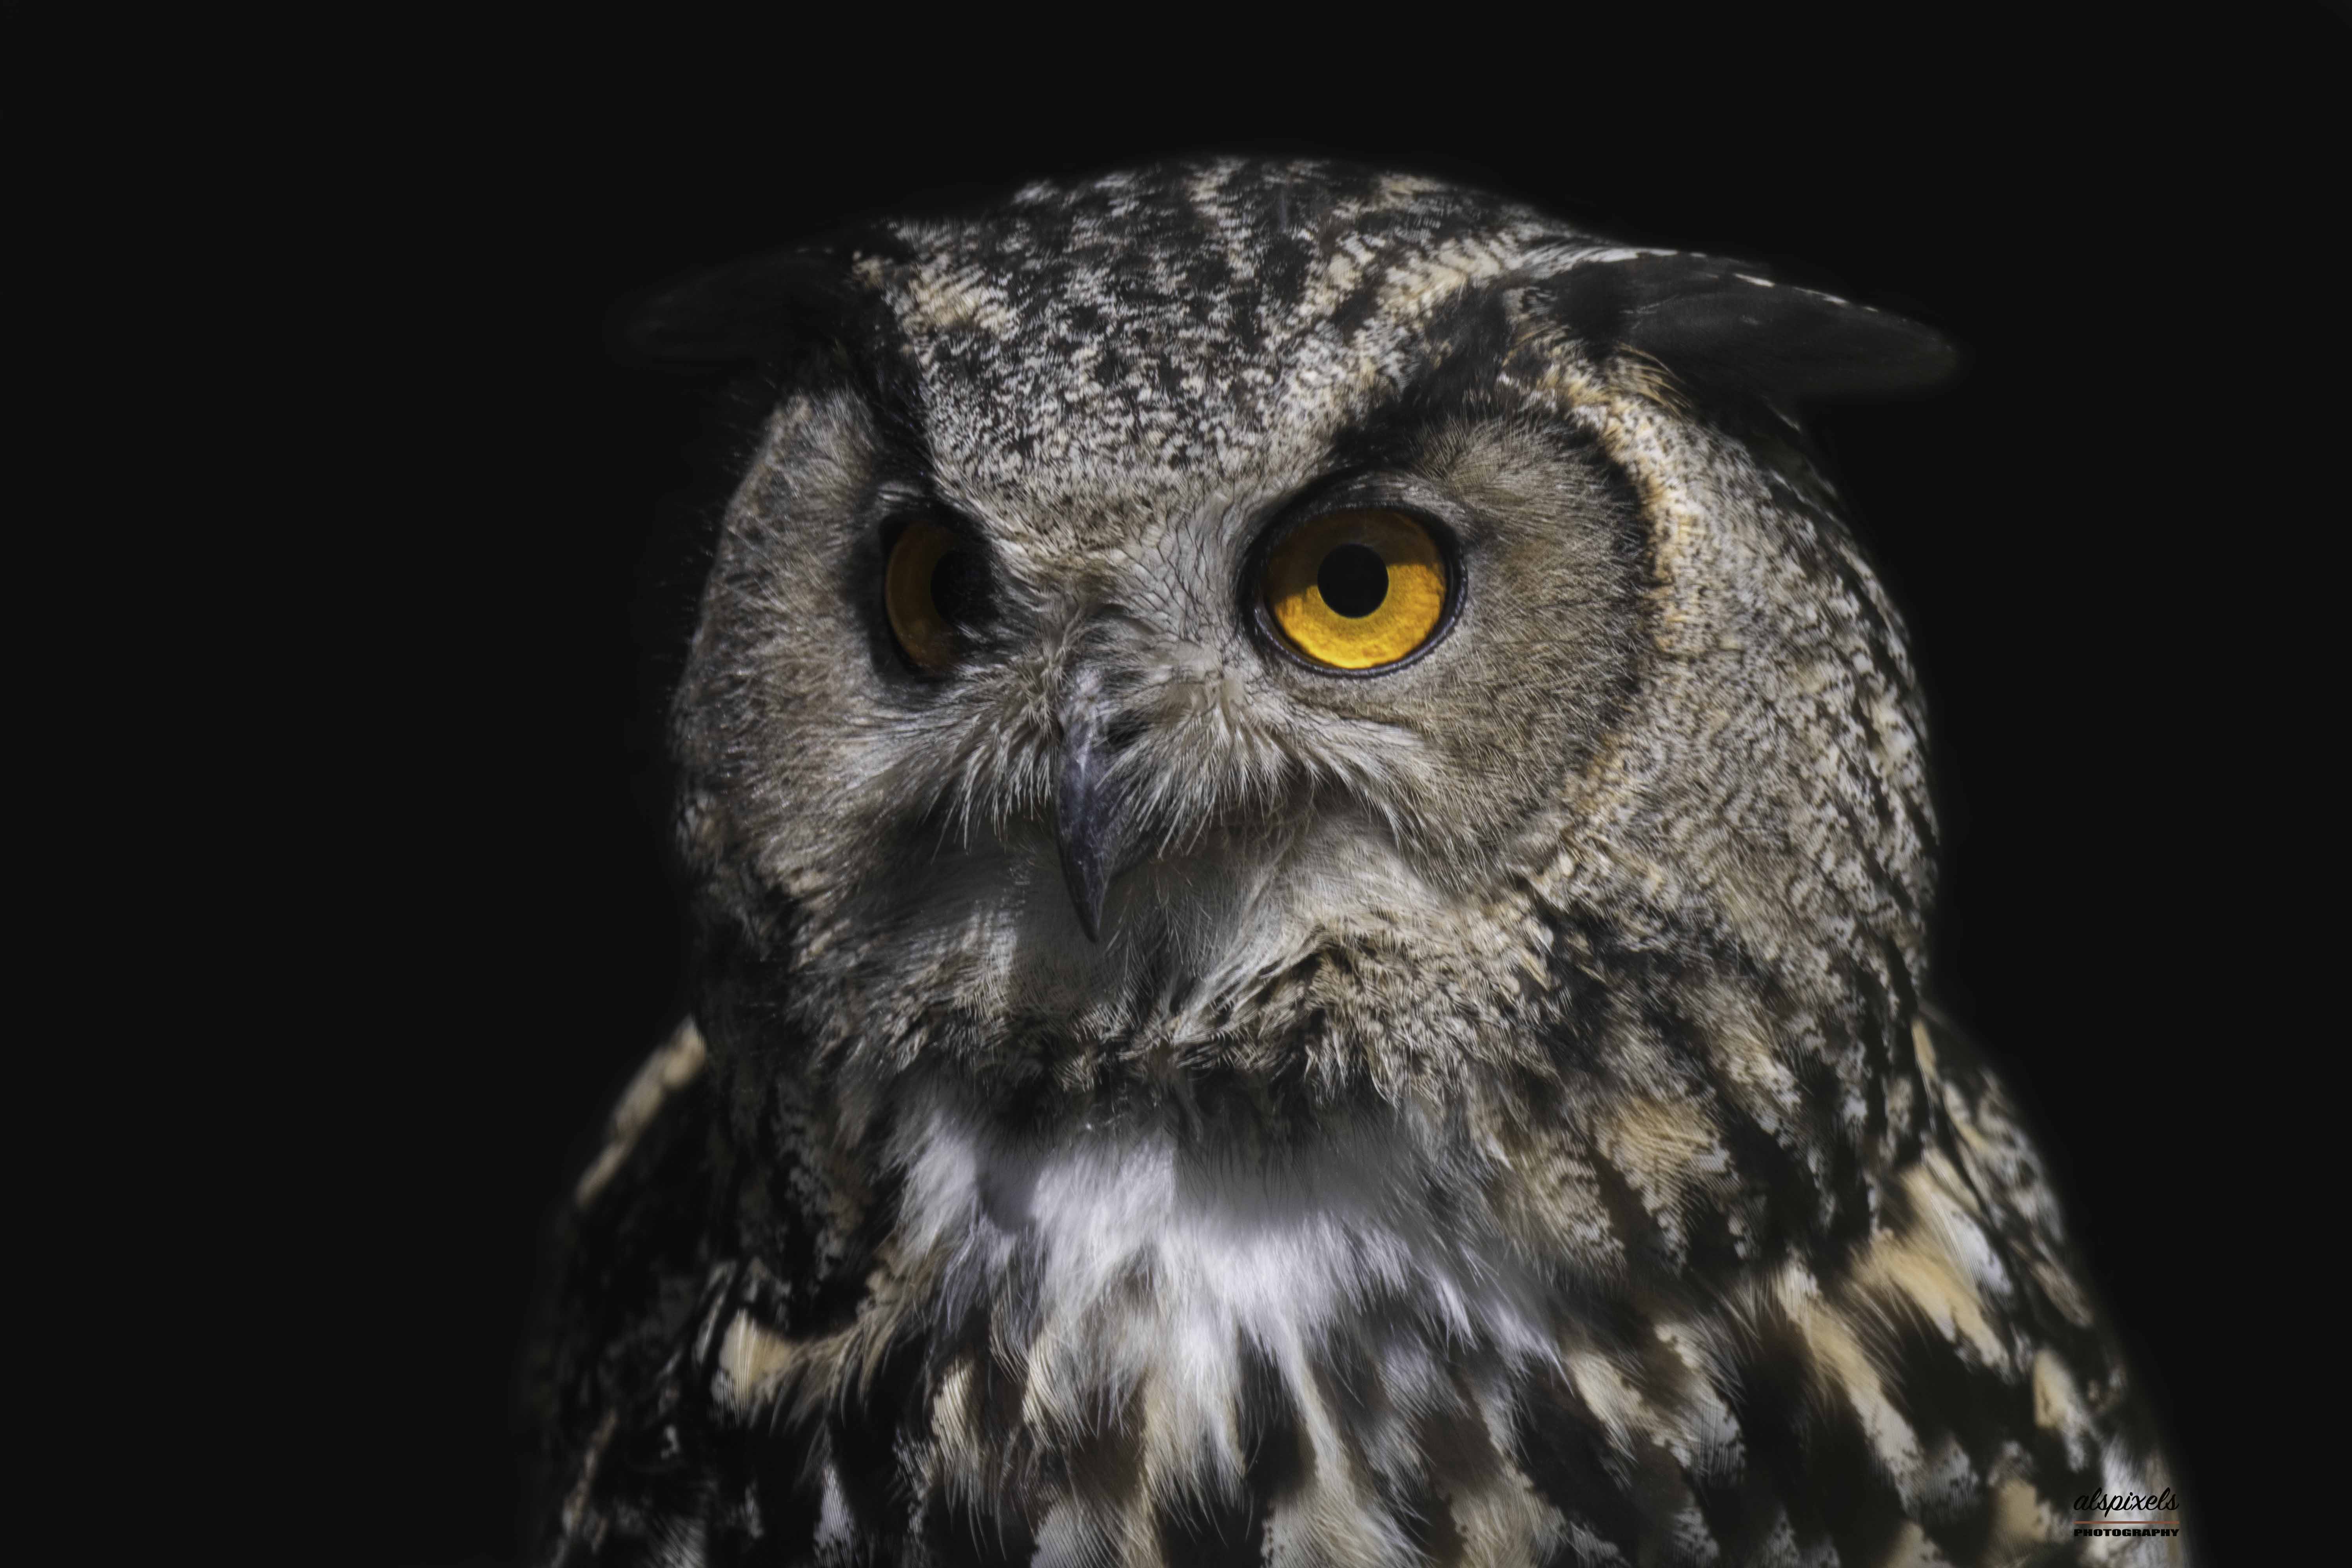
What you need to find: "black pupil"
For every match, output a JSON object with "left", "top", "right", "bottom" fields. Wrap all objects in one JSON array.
[
  {"left": 931, "top": 549, "right": 982, "bottom": 624},
  {"left": 1317, "top": 544, "right": 1388, "bottom": 617}
]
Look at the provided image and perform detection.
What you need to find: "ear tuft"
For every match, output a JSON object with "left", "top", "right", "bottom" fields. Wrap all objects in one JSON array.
[{"left": 1548, "top": 252, "right": 1960, "bottom": 402}]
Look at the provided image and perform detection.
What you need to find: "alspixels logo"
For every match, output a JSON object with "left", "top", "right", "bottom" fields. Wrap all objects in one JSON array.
[{"left": 2073, "top": 1488, "right": 2183, "bottom": 1539}]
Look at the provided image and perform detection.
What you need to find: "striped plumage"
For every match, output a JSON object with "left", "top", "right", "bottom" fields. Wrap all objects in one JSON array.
[{"left": 526, "top": 161, "right": 2184, "bottom": 1566}]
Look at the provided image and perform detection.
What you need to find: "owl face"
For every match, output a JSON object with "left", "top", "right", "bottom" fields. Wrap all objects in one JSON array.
[{"left": 666, "top": 162, "right": 1949, "bottom": 1094}]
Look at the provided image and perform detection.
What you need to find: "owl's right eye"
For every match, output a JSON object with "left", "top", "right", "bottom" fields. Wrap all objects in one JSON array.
[
  {"left": 884, "top": 519, "right": 986, "bottom": 673},
  {"left": 1256, "top": 508, "right": 1452, "bottom": 672}
]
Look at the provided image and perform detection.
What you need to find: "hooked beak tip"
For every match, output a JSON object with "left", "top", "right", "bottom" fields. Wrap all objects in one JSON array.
[{"left": 1056, "top": 726, "right": 1122, "bottom": 944}]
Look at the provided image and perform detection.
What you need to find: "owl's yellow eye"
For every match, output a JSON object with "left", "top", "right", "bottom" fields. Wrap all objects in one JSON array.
[
  {"left": 1259, "top": 509, "right": 1450, "bottom": 671},
  {"left": 884, "top": 519, "right": 982, "bottom": 673}
]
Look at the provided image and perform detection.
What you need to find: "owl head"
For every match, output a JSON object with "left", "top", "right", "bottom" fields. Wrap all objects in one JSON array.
[{"left": 647, "top": 160, "right": 1954, "bottom": 1112}]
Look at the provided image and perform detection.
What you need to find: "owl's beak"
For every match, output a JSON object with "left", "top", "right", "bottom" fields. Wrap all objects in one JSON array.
[{"left": 1055, "top": 714, "right": 1124, "bottom": 944}]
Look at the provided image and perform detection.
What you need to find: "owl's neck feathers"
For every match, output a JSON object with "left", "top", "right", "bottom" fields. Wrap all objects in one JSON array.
[
  {"left": 699, "top": 840, "right": 1930, "bottom": 1352},
  {"left": 683, "top": 869, "right": 1948, "bottom": 1561}
]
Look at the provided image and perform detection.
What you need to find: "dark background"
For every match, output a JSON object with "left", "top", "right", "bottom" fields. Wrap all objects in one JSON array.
[{"left": 321, "top": 13, "right": 2339, "bottom": 1563}]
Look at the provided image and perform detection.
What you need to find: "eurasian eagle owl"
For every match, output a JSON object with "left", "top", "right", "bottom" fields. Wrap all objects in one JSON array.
[{"left": 526, "top": 159, "right": 2185, "bottom": 1567}]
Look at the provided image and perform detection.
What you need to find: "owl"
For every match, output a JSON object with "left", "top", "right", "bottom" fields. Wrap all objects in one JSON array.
[{"left": 524, "top": 160, "right": 2187, "bottom": 1566}]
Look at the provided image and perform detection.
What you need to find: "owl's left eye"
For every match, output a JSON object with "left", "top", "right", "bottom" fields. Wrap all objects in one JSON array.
[{"left": 884, "top": 519, "right": 986, "bottom": 673}]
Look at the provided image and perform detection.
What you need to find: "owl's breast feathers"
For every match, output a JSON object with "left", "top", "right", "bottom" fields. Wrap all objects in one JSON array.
[{"left": 526, "top": 1009, "right": 2184, "bottom": 1567}]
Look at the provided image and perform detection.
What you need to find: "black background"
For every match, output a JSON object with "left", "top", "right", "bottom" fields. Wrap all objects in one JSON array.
[{"left": 316, "top": 13, "right": 2340, "bottom": 1563}]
